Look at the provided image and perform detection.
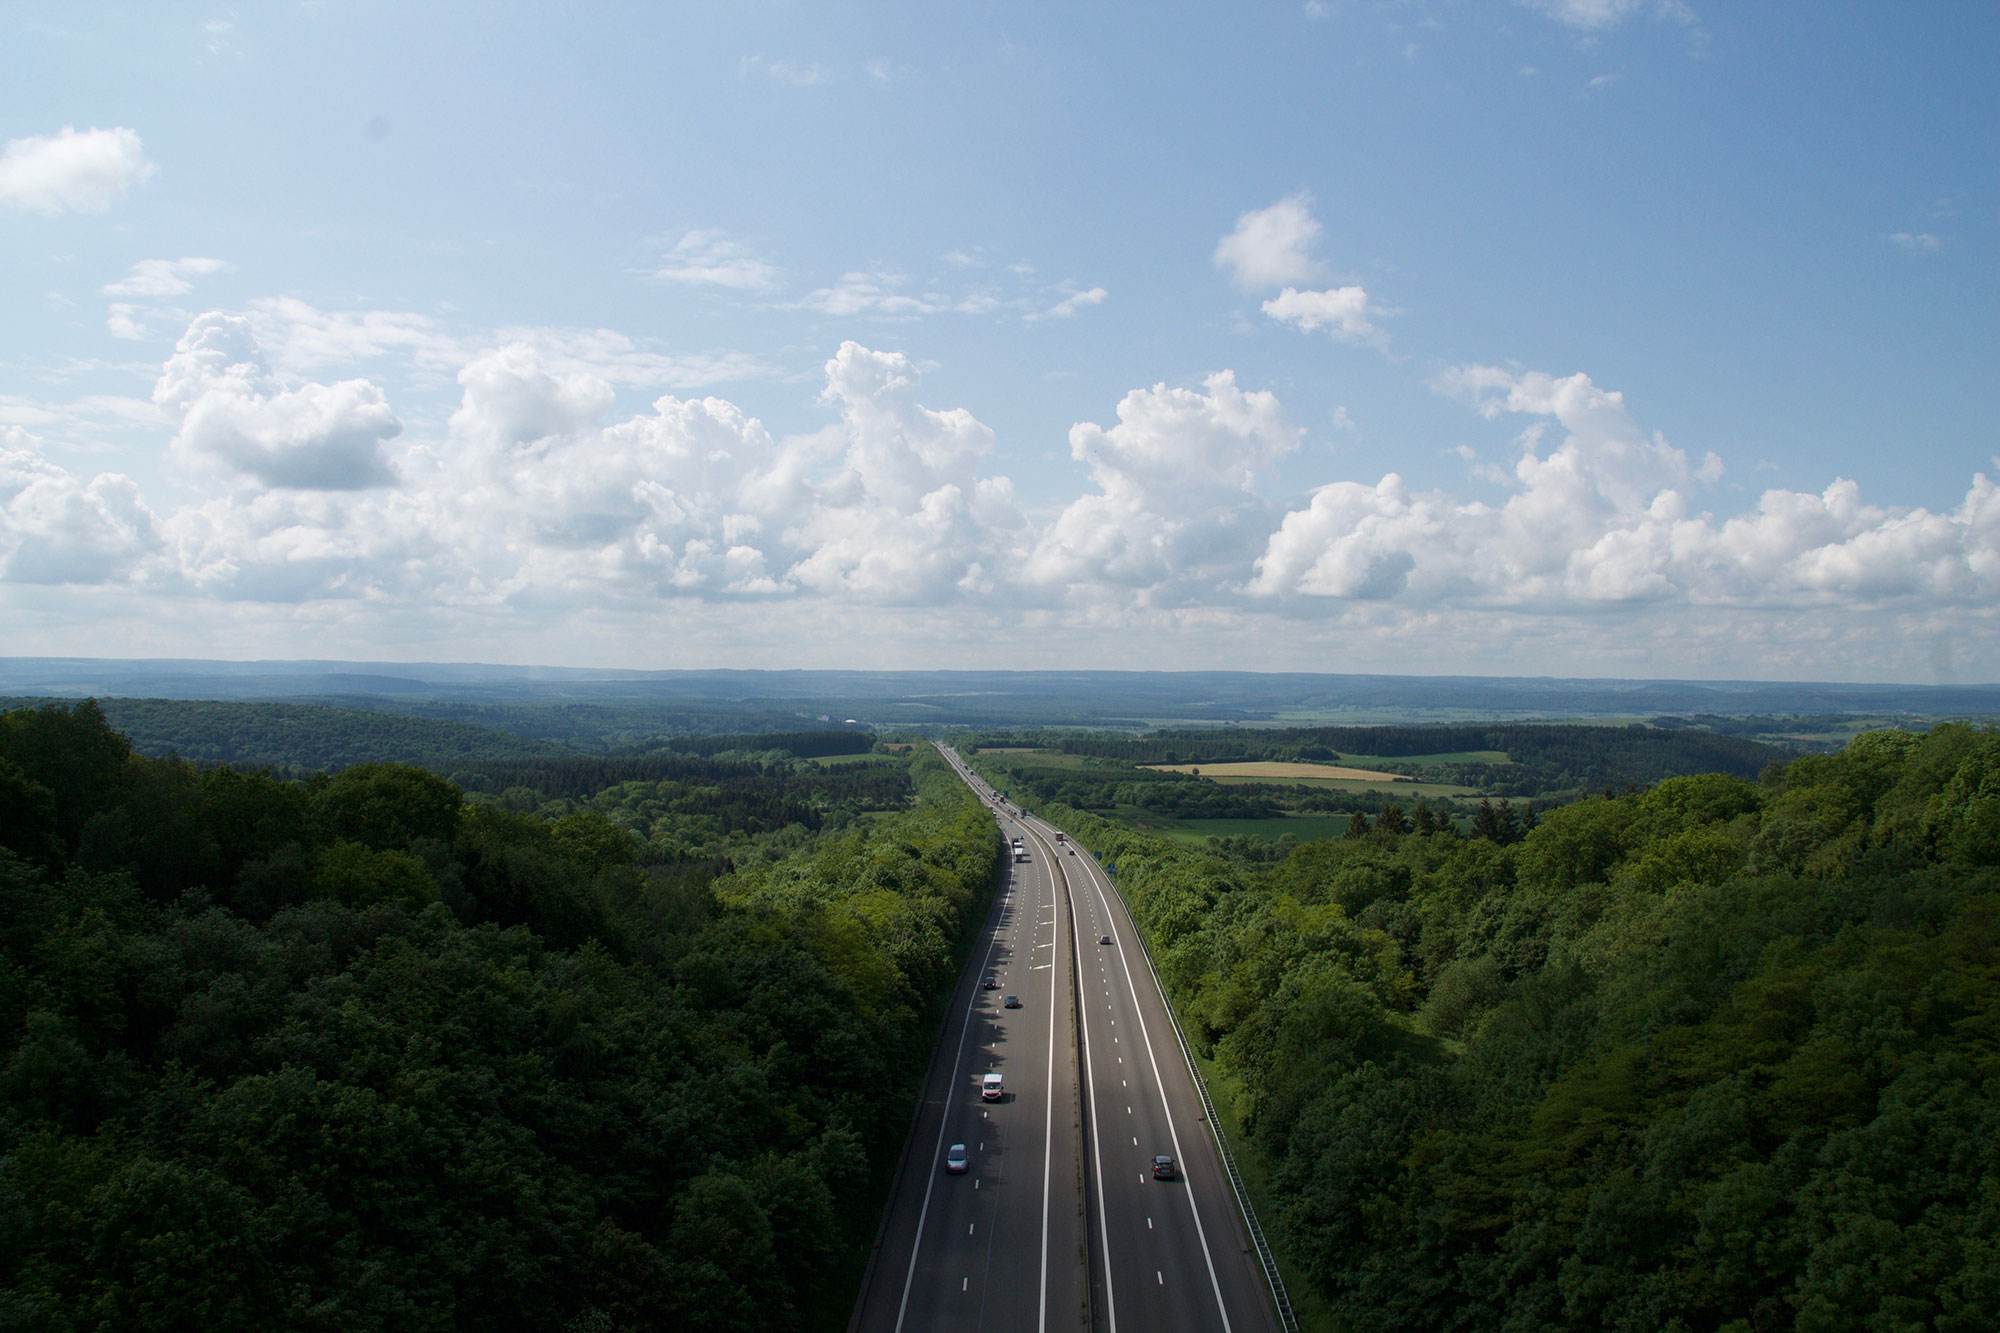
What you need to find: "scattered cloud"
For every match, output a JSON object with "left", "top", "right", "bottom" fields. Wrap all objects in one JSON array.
[
  {"left": 649, "top": 229, "right": 780, "bottom": 291},
  {"left": 1887, "top": 231, "right": 1941, "bottom": 254},
  {"left": 1218, "top": 195, "right": 1386, "bottom": 346},
  {"left": 204, "top": 19, "right": 242, "bottom": 59},
  {"left": 1519, "top": 0, "right": 1644, "bottom": 31},
  {"left": 244, "top": 298, "right": 463, "bottom": 375},
  {"left": 799, "top": 270, "right": 944, "bottom": 317},
  {"left": 0, "top": 126, "right": 155, "bottom": 215},
  {"left": 99, "top": 258, "right": 233, "bottom": 341},
  {"left": 739, "top": 55, "right": 830, "bottom": 86},
  {"left": 1584, "top": 72, "right": 1621, "bottom": 94},
  {"left": 103, "top": 257, "right": 232, "bottom": 299},
  {"left": 1033, "top": 287, "right": 1108, "bottom": 321},
  {"left": 1261, "top": 285, "right": 1383, "bottom": 345},
  {"left": 1214, "top": 193, "right": 1324, "bottom": 291}
]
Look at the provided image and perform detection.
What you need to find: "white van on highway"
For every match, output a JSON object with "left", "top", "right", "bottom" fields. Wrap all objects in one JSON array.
[{"left": 981, "top": 1073, "right": 1003, "bottom": 1102}]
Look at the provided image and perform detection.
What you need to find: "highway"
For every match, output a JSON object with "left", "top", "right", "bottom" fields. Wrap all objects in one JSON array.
[
  {"left": 849, "top": 746, "right": 1281, "bottom": 1333},
  {"left": 851, "top": 753, "right": 1087, "bottom": 1333}
]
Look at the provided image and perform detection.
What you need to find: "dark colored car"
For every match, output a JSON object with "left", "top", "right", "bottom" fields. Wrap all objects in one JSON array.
[
  {"left": 1003, "top": 994, "right": 1021, "bottom": 1009},
  {"left": 1099, "top": 934, "right": 1112, "bottom": 945},
  {"left": 1152, "top": 1154, "right": 1177, "bottom": 1180},
  {"left": 983, "top": 976, "right": 999, "bottom": 989}
]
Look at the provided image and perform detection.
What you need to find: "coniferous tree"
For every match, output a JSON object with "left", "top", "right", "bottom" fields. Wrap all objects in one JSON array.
[
  {"left": 1471, "top": 797, "right": 1502, "bottom": 842},
  {"left": 1411, "top": 796, "right": 1437, "bottom": 836}
]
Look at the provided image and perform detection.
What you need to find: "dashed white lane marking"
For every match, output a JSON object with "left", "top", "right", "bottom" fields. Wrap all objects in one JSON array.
[
  {"left": 1132, "top": 1136, "right": 1139, "bottom": 1145},
  {"left": 968, "top": 1223, "right": 975, "bottom": 1235},
  {"left": 962, "top": 1278, "right": 969, "bottom": 1292},
  {"left": 1147, "top": 1218, "right": 1153, "bottom": 1229},
  {"left": 1157, "top": 1272, "right": 1164, "bottom": 1286}
]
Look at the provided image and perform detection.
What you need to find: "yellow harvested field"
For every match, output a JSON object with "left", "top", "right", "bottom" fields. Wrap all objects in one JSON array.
[{"left": 1142, "top": 761, "right": 1412, "bottom": 783}]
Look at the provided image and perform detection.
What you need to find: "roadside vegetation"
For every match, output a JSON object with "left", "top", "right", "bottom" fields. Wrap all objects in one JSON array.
[
  {"left": 973, "top": 725, "right": 1999, "bottom": 1331},
  {"left": 0, "top": 702, "right": 998, "bottom": 1331}
]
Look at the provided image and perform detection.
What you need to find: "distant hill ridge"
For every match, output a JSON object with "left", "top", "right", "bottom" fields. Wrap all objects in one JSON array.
[
  {"left": 0, "top": 698, "right": 560, "bottom": 773},
  {"left": 3, "top": 657, "right": 1997, "bottom": 726}
]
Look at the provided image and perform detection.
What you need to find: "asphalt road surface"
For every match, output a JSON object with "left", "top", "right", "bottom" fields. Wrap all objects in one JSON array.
[{"left": 849, "top": 748, "right": 1280, "bottom": 1333}]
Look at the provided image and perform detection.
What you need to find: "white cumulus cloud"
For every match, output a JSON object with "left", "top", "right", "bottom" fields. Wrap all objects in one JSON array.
[
  {"left": 0, "top": 127, "right": 155, "bottom": 214},
  {"left": 161, "top": 339, "right": 1025, "bottom": 609},
  {"left": 1214, "top": 193, "right": 1324, "bottom": 291},
  {"left": 0, "top": 428, "right": 160, "bottom": 584},
  {"left": 156, "top": 314, "right": 404, "bottom": 490},
  {"left": 1250, "top": 364, "right": 1999, "bottom": 618},
  {"left": 1030, "top": 371, "right": 1299, "bottom": 597}
]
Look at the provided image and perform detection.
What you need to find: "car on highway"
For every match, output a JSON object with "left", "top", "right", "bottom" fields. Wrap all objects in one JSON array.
[
  {"left": 1003, "top": 994, "right": 1021, "bottom": 1008},
  {"left": 1152, "top": 1154, "right": 1177, "bottom": 1180},
  {"left": 945, "top": 1144, "right": 968, "bottom": 1174},
  {"left": 1099, "top": 934, "right": 1112, "bottom": 945},
  {"left": 983, "top": 976, "right": 999, "bottom": 989},
  {"left": 981, "top": 1073, "right": 1004, "bottom": 1102}
]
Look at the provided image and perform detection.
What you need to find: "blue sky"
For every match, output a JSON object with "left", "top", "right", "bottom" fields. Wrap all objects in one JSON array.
[{"left": 3, "top": 1, "right": 1995, "bottom": 681}]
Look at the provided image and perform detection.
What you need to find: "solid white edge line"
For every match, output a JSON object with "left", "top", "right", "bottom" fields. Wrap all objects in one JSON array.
[
  {"left": 893, "top": 757, "right": 1015, "bottom": 1333},
  {"left": 1039, "top": 825, "right": 1058, "bottom": 1333}
]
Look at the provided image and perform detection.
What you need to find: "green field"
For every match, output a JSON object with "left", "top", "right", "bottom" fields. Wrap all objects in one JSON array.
[
  {"left": 1343, "top": 749, "right": 1509, "bottom": 765},
  {"left": 1199, "top": 775, "right": 1478, "bottom": 798},
  {"left": 807, "top": 753, "right": 900, "bottom": 769}
]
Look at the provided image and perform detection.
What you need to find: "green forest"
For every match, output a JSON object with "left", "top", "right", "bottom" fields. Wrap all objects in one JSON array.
[
  {"left": 972, "top": 723, "right": 1792, "bottom": 837},
  {"left": 0, "top": 697, "right": 880, "bottom": 779},
  {"left": 0, "top": 701, "right": 999, "bottom": 1331},
  {"left": 976, "top": 725, "right": 1998, "bottom": 1331}
]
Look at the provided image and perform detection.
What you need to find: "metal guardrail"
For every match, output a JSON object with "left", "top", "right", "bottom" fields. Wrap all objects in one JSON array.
[{"left": 1117, "top": 888, "right": 1301, "bottom": 1333}]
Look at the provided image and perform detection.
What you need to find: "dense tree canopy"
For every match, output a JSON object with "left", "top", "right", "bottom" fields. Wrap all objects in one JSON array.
[
  {"left": 0, "top": 703, "right": 999, "bottom": 1331},
  {"left": 979, "top": 725, "right": 1999, "bottom": 1332}
]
